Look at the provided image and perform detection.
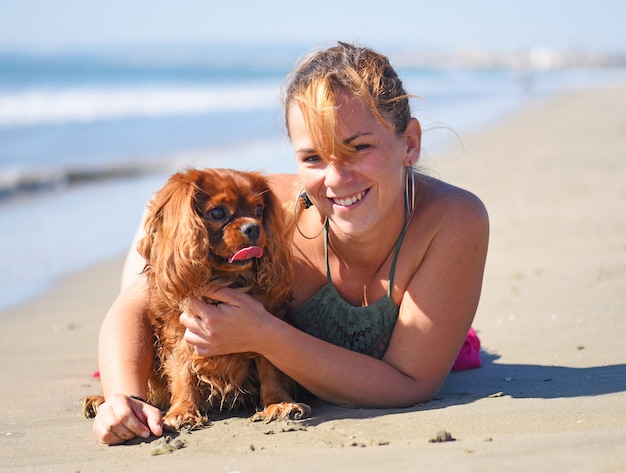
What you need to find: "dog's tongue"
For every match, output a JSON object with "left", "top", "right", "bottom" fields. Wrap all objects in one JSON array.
[{"left": 228, "top": 246, "right": 263, "bottom": 263}]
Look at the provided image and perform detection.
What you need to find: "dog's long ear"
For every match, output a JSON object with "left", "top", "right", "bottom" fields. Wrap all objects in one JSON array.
[
  {"left": 138, "top": 171, "right": 211, "bottom": 307},
  {"left": 256, "top": 181, "right": 294, "bottom": 310}
]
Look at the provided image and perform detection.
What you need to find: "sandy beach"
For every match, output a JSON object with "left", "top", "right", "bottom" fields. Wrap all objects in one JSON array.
[{"left": 1, "top": 85, "right": 625, "bottom": 472}]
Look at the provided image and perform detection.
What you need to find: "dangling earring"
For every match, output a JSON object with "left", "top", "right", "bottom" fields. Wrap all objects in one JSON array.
[
  {"left": 293, "top": 189, "right": 327, "bottom": 240},
  {"left": 405, "top": 165, "right": 416, "bottom": 216}
]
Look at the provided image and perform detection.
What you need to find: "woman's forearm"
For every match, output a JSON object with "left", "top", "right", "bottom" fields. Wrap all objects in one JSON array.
[
  {"left": 98, "top": 278, "right": 154, "bottom": 400},
  {"left": 181, "top": 290, "right": 441, "bottom": 408},
  {"left": 253, "top": 317, "right": 432, "bottom": 408}
]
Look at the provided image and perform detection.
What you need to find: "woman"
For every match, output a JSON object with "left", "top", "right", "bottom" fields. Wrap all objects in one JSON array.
[{"left": 92, "top": 41, "right": 489, "bottom": 444}]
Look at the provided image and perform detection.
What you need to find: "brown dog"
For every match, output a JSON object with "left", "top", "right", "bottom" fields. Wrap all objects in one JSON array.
[{"left": 82, "top": 168, "right": 310, "bottom": 431}]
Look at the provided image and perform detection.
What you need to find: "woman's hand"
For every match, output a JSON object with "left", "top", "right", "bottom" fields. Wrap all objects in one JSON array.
[
  {"left": 92, "top": 393, "right": 163, "bottom": 445},
  {"left": 180, "top": 288, "right": 269, "bottom": 357}
]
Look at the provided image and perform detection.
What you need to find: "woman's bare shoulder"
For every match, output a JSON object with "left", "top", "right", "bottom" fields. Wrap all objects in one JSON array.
[{"left": 417, "top": 174, "right": 489, "bottom": 230}]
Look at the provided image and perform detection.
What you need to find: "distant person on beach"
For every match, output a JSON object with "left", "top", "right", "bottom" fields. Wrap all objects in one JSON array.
[{"left": 91, "top": 41, "right": 489, "bottom": 444}]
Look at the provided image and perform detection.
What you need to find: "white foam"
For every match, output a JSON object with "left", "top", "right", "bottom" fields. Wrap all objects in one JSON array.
[{"left": 0, "top": 82, "right": 280, "bottom": 127}]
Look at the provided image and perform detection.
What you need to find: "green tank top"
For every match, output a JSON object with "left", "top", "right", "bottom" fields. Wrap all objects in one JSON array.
[{"left": 291, "top": 221, "right": 408, "bottom": 359}]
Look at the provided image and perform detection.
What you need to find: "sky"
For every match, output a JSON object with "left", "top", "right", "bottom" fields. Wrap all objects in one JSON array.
[{"left": 0, "top": 0, "right": 624, "bottom": 54}]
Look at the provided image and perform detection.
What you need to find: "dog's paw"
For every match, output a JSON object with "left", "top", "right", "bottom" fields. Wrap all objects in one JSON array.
[
  {"left": 163, "top": 409, "right": 209, "bottom": 432},
  {"left": 80, "top": 395, "right": 105, "bottom": 418},
  {"left": 250, "top": 402, "right": 311, "bottom": 423}
]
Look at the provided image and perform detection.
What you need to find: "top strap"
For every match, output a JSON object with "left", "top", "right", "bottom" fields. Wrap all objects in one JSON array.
[{"left": 323, "top": 217, "right": 409, "bottom": 298}]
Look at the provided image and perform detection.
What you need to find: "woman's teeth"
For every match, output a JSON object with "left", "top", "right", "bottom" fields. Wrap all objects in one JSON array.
[{"left": 333, "top": 191, "right": 365, "bottom": 206}]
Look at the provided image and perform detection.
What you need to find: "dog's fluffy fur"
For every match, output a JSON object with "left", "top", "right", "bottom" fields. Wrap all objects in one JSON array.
[{"left": 82, "top": 168, "right": 310, "bottom": 431}]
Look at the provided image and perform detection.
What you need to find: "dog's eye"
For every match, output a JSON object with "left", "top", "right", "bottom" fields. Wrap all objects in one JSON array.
[
  {"left": 254, "top": 205, "right": 263, "bottom": 218},
  {"left": 208, "top": 207, "right": 228, "bottom": 221}
]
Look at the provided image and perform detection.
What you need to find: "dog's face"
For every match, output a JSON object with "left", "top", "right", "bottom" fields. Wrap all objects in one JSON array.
[
  {"left": 193, "top": 170, "right": 269, "bottom": 272},
  {"left": 138, "top": 168, "right": 292, "bottom": 306}
]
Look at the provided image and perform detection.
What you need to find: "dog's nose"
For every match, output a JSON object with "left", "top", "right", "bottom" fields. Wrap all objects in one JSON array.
[{"left": 241, "top": 222, "right": 261, "bottom": 242}]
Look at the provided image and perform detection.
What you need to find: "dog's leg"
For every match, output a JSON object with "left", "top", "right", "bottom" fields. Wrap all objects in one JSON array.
[
  {"left": 80, "top": 395, "right": 106, "bottom": 418},
  {"left": 162, "top": 344, "right": 209, "bottom": 431},
  {"left": 250, "top": 356, "right": 311, "bottom": 423}
]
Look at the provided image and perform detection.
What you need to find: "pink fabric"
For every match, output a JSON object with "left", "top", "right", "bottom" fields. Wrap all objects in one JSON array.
[{"left": 451, "top": 327, "right": 482, "bottom": 371}]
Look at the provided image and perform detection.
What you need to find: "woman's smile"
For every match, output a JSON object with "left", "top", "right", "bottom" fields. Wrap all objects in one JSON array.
[{"left": 329, "top": 189, "right": 369, "bottom": 207}]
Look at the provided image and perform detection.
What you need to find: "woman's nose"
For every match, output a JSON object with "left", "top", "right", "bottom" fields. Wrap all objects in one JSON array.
[{"left": 324, "top": 162, "right": 352, "bottom": 187}]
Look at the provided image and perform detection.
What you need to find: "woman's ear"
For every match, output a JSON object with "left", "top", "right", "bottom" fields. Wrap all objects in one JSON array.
[{"left": 403, "top": 118, "right": 422, "bottom": 166}]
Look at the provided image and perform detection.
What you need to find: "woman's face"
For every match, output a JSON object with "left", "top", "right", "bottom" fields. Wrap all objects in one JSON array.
[{"left": 288, "top": 92, "right": 420, "bottom": 238}]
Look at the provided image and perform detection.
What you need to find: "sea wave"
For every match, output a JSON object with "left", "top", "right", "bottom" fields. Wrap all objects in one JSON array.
[
  {"left": 0, "top": 82, "right": 281, "bottom": 127},
  {"left": 0, "top": 135, "right": 295, "bottom": 201},
  {"left": 0, "top": 161, "right": 161, "bottom": 199}
]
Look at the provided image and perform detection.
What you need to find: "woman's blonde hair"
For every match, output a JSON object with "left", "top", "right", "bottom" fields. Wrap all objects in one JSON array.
[{"left": 283, "top": 41, "right": 413, "bottom": 162}]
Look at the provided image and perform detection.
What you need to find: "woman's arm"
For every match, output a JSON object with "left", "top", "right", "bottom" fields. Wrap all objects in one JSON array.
[
  {"left": 181, "top": 189, "right": 489, "bottom": 408},
  {"left": 182, "top": 291, "right": 432, "bottom": 407},
  {"left": 120, "top": 208, "right": 148, "bottom": 292},
  {"left": 98, "top": 277, "right": 153, "bottom": 400},
  {"left": 383, "top": 190, "right": 490, "bottom": 402},
  {"left": 92, "top": 277, "right": 164, "bottom": 444}
]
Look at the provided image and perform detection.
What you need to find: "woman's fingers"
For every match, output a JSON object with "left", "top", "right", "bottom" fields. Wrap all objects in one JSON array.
[
  {"left": 139, "top": 402, "right": 164, "bottom": 438},
  {"left": 198, "top": 287, "right": 242, "bottom": 305},
  {"left": 92, "top": 394, "right": 162, "bottom": 444},
  {"left": 180, "top": 289, "right": 265, "bottom": 356}
]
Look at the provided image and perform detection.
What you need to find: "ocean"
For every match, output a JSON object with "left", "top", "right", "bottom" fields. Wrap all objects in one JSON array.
[{"left": 1, "top": 44, "right": 625, "bottom": 311}]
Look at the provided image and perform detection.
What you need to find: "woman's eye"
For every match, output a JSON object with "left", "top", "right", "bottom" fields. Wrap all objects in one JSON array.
[
  {"left": 254, "top": 205, "right": 263, "bottom": 218},
  {"left": 302, "top": 154, "right": 321, "bottom": 163},
  {"left": 354, "top": 144, "right": 370, "bottom": 152},
  {"left": 208, "top": 207, "right": 227, "bottom": 221}
]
